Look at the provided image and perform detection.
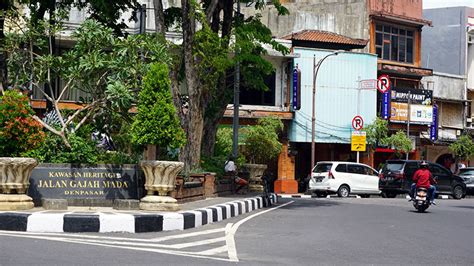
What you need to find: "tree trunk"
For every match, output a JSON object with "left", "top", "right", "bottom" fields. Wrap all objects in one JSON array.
[
  {"left": 202, "top": 76, "right": 231, "bottom": 157},
  {"left": 153, "top": 0, "right": 166, "bottom": 36},
  {"left": 0, "top": 1, "right": 9, "bottom": 93},
  {"left": 201, "top": 0, "right": 234, "bottom": 157},
  {"left": 180, "top": 0, "right": 202, "bottom": 173}
]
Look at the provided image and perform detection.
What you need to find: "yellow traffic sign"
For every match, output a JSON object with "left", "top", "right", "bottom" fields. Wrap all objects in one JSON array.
[{"left": 351, "top": 131, "right": 366, "bottom": 152}]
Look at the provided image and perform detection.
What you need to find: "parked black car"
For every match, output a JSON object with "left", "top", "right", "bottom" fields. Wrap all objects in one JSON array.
[
  {"left": 379, "top": 160, "right": 466, "bottom": 199},
  {"left": 458, "top": 167, "right": 474, "bottom": 195}
]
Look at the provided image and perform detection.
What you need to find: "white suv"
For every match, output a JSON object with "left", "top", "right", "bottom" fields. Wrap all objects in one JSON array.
[{"left": 308, "top": 161, "right": 380, "bottom": 197}]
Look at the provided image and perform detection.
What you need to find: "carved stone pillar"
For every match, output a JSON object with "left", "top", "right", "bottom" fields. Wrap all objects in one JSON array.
[
  {"left": 0, "top": 157, "right": 38, "bottom": 210},
  {"left": 139, "top": 160, "right": 184, "bottom": 211},
  {"left": 243, "top": 163, "right": 268, "bottom": 192}
]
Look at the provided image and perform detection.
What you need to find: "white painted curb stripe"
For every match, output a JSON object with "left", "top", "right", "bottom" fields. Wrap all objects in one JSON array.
[
  {"left": 231, "top": 202, "right": 239, "bottom": 216},
  {"left": 162, "top": 213, "right": 184, "bottom": 231},
  {"left": 27, "top": 213, "right": 64, "bottom": 232},
  {"left": 99, "top": 213, "right": 135, "bottom": 233},
  {"left": 224, "top": 204, "right": 231, "bottom": 219},
  {"left": 184, "top": 210, "right": 203, "bottom": 228}
]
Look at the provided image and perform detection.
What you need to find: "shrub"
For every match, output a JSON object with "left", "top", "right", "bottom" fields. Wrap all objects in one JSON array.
[
  {"left": 214, "top": 127, "right": 233, "bottom": 157},
  {"left": 242, "top": 117, "right": 283, "bottom": 164},
  {"left": 22, "top": 133, "right": 98, "bottom": 164},
  {"left": 130, "top": 62, "right": 185, "bottom": 152},
  {"left": 0, "top": 90, "right": 45, "bottom": 156}
]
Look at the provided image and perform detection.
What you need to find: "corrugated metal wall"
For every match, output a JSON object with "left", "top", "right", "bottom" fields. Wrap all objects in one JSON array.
[{"left": 289, "top": 48, "right": 377, "bottom": 143}]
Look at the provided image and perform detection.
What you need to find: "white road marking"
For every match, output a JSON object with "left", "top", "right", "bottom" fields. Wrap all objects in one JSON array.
[{"left": 0, "top": 200, "right": 295, "bottom": 262}]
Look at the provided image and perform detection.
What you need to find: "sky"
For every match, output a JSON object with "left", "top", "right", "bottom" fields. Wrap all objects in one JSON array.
[{"left": 423, "top": 0, "right": 474, "bottom": 9}]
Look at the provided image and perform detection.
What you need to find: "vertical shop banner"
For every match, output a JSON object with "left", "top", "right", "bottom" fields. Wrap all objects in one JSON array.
[
  {"left": 381, "top": 91, "right": 390, "bottom": 120},
  {"left": 292, "top": 66, "right": 301, "bottom": 110},
  {"left": 430, "top": 104, "right": 438, "bottom": 141}
]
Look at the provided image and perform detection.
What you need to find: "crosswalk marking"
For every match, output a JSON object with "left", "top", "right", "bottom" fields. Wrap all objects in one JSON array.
[{"left": 0, "top": 201, "right": 294, "bottom": 262}]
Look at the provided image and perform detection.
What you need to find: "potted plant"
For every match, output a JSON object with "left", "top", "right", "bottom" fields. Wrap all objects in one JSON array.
[
  {"left": 0, "top": 90, "right": 44, "bottom": 210},
  {"left": 241, "top": 117, "right": 283, "bottom": 192},
  {"left": 130, "top": 63, "right": 186, "bottom": 211}
]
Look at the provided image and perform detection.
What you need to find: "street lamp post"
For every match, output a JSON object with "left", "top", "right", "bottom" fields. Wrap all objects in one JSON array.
[{"left": 310, "top": 51, "right": 341, "bottom": 175}]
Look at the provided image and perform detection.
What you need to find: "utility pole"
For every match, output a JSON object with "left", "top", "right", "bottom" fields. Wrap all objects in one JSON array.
[{"left": 232, "top": 0, "right": 241, "bottom": 159}]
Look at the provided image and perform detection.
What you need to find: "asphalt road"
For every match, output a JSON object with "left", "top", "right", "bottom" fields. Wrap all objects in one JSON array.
[{"left": 0, "top": 197, "right": 473, "bottom": 265}]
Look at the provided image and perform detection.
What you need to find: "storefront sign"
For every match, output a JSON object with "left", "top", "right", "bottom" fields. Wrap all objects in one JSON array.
[
  {"left": 389, "top": 87, "right": 433, "bottom": 124},
  {"left": 292, "top": 66, "right": 301, "bottom": 110},
  {"left": 430, "top": 104, "right": 438, "bottom": 141},
  {"left": 28, "top": 164, "right": 141, "bottom": 205},
  {"left": 381, "top": 90, "right": 390, "bottom": 120}
]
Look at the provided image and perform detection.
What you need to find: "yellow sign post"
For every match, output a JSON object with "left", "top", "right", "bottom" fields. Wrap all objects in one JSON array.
[{"left": 351, "top": 131, "right": 366, "bottom": 152}]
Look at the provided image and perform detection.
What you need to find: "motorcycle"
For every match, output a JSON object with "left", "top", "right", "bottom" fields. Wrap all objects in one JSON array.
[{"left": 412, "top": 187, "right": 431, "bottom": 212}]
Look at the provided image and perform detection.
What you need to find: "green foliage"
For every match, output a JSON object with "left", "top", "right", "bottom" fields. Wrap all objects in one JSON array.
[
  {"left": 365, "top": 117, "right": 389, "bottom": 148},
  {"left": 0, "top": 90, "right": 45, "bottom": 156},
  {"left": 22, "top": 133, "right": 97, "bottom": 164},
  {"left": 387, "top": 131, "right": 412, "bottom": 156},
  {"left": 449, "top": 135, "right": 474, "bottom": 161},
  {"left": 242, "top": 117, "right": 283, "bottom": 164},
  {"left": 214, "top": 127, "right": 233, "bottom": 158},
  {"left": 130, "top": 62, "right": 185, "bottom": 150},
  {"left": 193, "top": 28, "right": 232, "bottom": 92}
]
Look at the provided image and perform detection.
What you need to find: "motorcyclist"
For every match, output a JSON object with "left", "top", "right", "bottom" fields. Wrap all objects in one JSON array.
[{"left": 410, "top": 161, "right": 437, "bottom": 204}]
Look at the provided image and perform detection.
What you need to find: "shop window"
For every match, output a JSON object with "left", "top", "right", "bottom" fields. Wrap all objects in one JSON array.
[{"left": 375, "top": 23, "right": 415, "bottom": 64}]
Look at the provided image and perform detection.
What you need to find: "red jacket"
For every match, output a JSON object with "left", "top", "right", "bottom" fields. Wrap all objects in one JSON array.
[{"left": 412, "top": 168, "right": 436, "bottom": 189}]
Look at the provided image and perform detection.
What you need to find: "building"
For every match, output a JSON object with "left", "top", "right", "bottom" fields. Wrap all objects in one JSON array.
[
  {"left": 421, "top": 6, "right": 474, "bottom": 168},
  {"left": 250, "top": 0, "right": 434, "bottom": 173},
  {"left": 284, "top": 30, "right": 377, "bottom": 183}
]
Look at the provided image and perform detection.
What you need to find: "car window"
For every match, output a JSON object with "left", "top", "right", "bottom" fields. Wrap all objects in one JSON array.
[
  {"left": 384, "top": 162, "right": 404, "bottom": 172},
  {"left": 362, "top": 166, "right": 377, "bottom": 176},
  {"left": 313, "top": 163, "right": 332, "bottom": 173},
  {"left": 429, "top": 164, "right": 450, "bottom": 176},
  {"left": 459, "top": 169, "right": 474, "bottom": 176},
  {"left": 335, "top": 164, "right": 347, "bottom": 173},
  {"left": 347, "top": 164, "right": 364, "bottom": 174},
  {"left": 405, "top": 162, "right": 418, "bottom": 178}
]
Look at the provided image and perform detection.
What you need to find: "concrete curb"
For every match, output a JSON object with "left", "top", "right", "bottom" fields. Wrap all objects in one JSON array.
[{"left": 0, "top": 194, "right": 277, "bottom": 234}]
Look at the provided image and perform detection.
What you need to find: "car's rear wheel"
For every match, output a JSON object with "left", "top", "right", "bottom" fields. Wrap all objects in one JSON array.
[
  {"left": 452, "top": 185, "right": 464, "bottom": 200},
  {"left": 337, "top": 185, "right": 350, "bottom": 198}
]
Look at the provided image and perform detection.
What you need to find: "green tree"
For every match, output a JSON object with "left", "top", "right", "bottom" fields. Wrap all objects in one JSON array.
[
  {"left": 365, "top": 117, "right": 389, "bottom": 149},
  {"left": 242, "top": 117, "right": 283, "bottom": 164},
  {"left": 130, "top": 62, "right": 186, "bottom": 155},
  {"left": 386, "top": 131, "right": 412, "bottom": 158},
  {"left": 449, "top": 135, "right": 474, "bottom": 162},
  {"left": 5, "top": 18, "right": 169, "bottom": 148},
  {"left": 1, "top": 0, "right": 142, "bottom": 92},
  {"left": 152, "top": 0, "right": 289, "bottom": 172},
  {"left": 0, "top": 90, "right": 45, "bottom": 156}
]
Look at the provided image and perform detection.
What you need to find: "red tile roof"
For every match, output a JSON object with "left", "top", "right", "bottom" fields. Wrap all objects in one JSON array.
[{"left": 282, "top": 30, "right": 368, "bottom": 47}]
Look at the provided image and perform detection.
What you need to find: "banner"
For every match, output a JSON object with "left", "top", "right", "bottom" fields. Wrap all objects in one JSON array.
[
  {"left": 430, "top": 104, "right": 438, "bottom": 141},
  {"left": 381, "top": 91, "right": 390, "bottom": 120},
  {"left": 292, "top": 66, "right": 301, "bottom": 110},
  {"left": 389, "top": 87, "right": 433, "bottom": 125}
]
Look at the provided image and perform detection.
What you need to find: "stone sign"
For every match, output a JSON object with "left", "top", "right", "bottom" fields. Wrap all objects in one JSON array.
[{"left": 28, "top": 164, "right": 143, "bottom": 206}]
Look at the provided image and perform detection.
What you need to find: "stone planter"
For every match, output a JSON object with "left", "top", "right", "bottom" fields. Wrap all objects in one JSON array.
[
  {"left": 243, "top": 163, "right": 268, "bottom": 192},
  {"left": 139, "top": 160, "right": 184, "bottom": 211},
  {"left": 0, "top": 157, "right": 38, "bottom": 210}
]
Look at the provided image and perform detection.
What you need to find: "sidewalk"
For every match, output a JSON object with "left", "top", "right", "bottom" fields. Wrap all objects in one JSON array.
[{"left": 0, "top": 193, "right": 277, "bottom": 234}]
